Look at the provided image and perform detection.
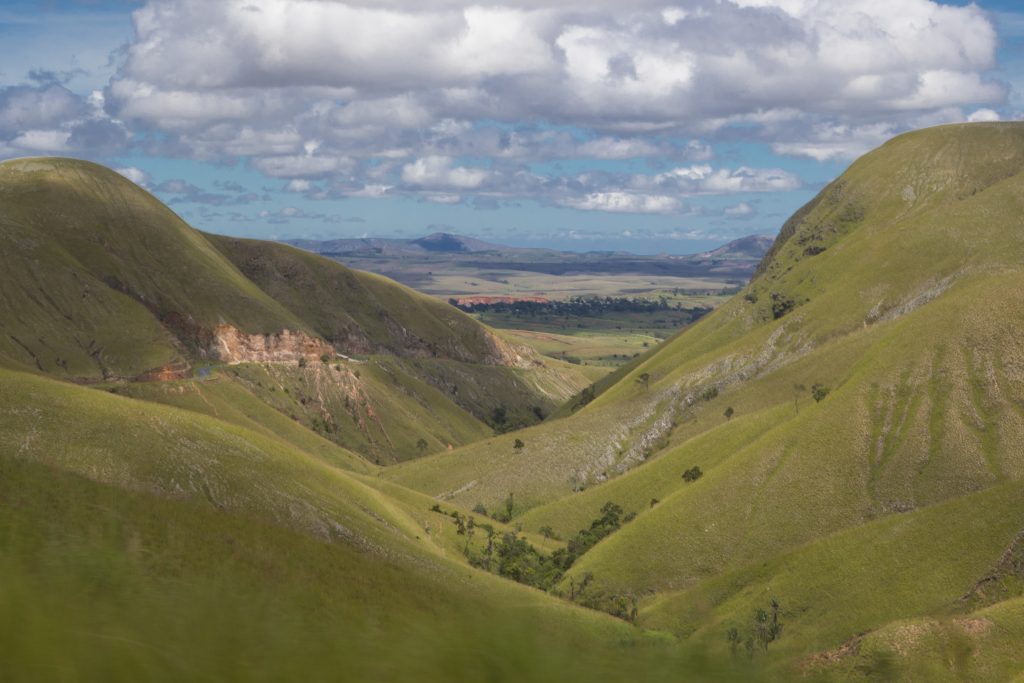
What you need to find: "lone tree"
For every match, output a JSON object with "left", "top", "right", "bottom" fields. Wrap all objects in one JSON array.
[
  {"left": 682, "top": 466, "right": 703, "bottom": 482},
  {"left": 636, "top": 372, "right": 651, "bottom": 391},
  {"left": 754, "top": 599, "right": 784, "bottom": 653},
  {"left": 513, "top": 438, "right": 525, "bottom": 452},
  {"left": 812, "top": 383, "right": 830, "bottom": 403},
  {"left": 724, "top": 406, "right": 735, "bottom": 421},
  {"left": 416, "top": 437, "right": 429, "bottom": 453}
]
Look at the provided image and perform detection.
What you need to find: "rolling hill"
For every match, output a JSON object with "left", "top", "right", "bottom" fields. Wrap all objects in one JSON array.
[
  {"left": 385, "top": 122, "right": 1024, "bottom": 679},
  {"left": 0, "top": 159, "right": 739, "bottom": 681},
  {"left": 0, "top": 157, "right": 587, "bottom": 462},
  {"left": 4, "top": 123, "right": 1024, "bottom": 681}
]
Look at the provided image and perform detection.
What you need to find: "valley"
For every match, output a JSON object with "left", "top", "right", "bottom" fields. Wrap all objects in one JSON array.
[
  {"left": 289, "top": 233, "right": 766, "bottom": 372},
  {"left": 3, "top": 123, "right": 1024, "bottom": 681}
]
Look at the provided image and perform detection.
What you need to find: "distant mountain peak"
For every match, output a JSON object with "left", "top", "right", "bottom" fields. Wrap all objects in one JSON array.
[
  {"left": 700, "top": 234, "right": 775, "bottom": 260},
  {"left": 412, "top": 232, "right": 500, "bottom": 253}
]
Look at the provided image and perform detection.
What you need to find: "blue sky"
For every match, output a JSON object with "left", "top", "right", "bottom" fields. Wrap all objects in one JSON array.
[{"left": 1, "top": 0, "right": 1020, "bottom": 253}]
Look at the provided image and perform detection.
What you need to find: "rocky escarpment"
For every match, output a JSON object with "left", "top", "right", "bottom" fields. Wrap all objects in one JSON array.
[
  {"left": 210, "top": 325, "right": 335, "bottom": 364},
  {"left": 480, "top": 329, "right": 538, "bottom": 369}
]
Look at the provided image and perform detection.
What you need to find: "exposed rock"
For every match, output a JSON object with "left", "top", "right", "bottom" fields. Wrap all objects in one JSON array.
[
  {"left": 135, "top": 360, "right": 192, "bottom": 382},
  {"left": 481, "top": 329, "right": 538, "bottom": 369},
  {"left": 211, "top": 324, "right": 334, "bottom": 364}
]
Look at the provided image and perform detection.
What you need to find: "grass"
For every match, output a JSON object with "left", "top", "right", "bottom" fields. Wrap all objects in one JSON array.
[
  {"left": 385, "top": 123, "right": 1024, "bottom": 679},
  {"left": 0, "top": 158, "right": 305, "bottom": 379},
  {"left": 498, "top": 327, "right": 656, "bottom": 375},
  {"left": 6, "top": 124, "right": 1024, "bottom": 680},
  {"left": 0, "top": 372, "right": 774, "bottom": 682}
]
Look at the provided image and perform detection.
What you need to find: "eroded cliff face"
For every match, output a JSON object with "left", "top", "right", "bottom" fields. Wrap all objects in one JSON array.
[
  {"left": 211, "top": 325, "right": 334, "bottom": 364},
  {"left": 481, "top": 329, "right": 538, "bottom": 369}
]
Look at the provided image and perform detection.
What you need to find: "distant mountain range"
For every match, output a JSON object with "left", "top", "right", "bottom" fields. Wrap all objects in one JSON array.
[
  {"left": 284, "top": 232, "right": 776, "bottom": 286},
  {"left": 286, "top": 232, "right": 775, "bottom": 261}
]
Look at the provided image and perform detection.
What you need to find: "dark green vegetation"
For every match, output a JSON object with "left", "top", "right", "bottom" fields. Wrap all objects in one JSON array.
[
  {"left": 386, "top": 123, "right": 1024, "bottom": 680},
  {"left": 6, "top": 124, "right": 1024, "bottom": 681},
  {"left": 455, "top": 297, "right": 713, "bottom": 368}
]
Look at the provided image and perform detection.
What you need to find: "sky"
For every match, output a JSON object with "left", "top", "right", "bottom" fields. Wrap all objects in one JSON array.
[{"left": 2, "top": 0, "right": 1022, "bottom": 254}]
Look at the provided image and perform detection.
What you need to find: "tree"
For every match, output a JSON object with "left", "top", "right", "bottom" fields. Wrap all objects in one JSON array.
[
  {"left": 513, "top": 438, "right": 525, "bottom": 452},
  {"left": 504, "top": 492, "right": 515, "bottom": 520},
  {"left": 472, "top": 503, "right": 488, "bottom": 516},
  {"left": 416, "top": 437, "right": 429, "bottom": 453},
  {"left": 636, "top": 372, "right": 651, "bottom": 391},
  {"left": 726, "top": 627, "right": 741, "bottom": 657},
  {"left": 492, "top": 406, "right": 507, "bottom": 426},
  {"left": 539, "top": 525, "right": 555, "bottom": 539},
  {"left": 297, "top": 357, "right": 307, "bottom": 368},
  {"left": 724, "top": 406, "right": 734, "bottom": 421},
  {"left": 464, "top": 516, "right": 476, "bottom": 553},
  {"left": 812, "top": 383, "right": 830, "bottom": 403},
  {"left": 754, "top": 599, "right": 784, "bottom": 652}
]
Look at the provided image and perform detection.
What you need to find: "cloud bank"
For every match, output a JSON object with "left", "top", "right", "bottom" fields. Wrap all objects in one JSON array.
[{"left": 0, "top": 0, "right": 1010, "bottom": 216}]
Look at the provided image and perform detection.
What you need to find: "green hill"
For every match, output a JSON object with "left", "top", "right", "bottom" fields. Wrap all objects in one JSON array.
[
  {"left": 5, "top": 125, "right": 1024, "bottom": 680},
  {"left": 1, "top": 366, "right": 766, "bottom": 682},
  {"left": 0, "top": 157, "right": 586, "bottom": 463},
  {"left": 385, "top": 123, "right": 1024, "bottom": 679}
]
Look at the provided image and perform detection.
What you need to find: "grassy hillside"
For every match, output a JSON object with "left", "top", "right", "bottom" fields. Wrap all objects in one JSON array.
[
  {"left": 0, "top": 157, "right": 304, "bottom": 379},
  {"left": 208, "top": 234, "right": 517, "bottom": 364},
  {"left": 0, "top": 367, "right": 774, "bottom": 681},
  {"left": 386, "top": 123, "right": 1024, "bottom": 678},
  {"left": 0, "top": 156, "right": 587, "bottom": 463}
]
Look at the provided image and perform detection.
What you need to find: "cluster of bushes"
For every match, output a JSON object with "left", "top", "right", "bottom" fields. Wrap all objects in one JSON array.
[
  {"left": 489, "top": 405, "right": 547, "bottom": 433},
  {"left": 432, "top": 501, "right": 636, "bottom": 598},
  {"left": 726, "top": 599, "right": 784, "bottom": 659},
  {"left": 569, "top": 385, "right": 596, "bottom": 412}
]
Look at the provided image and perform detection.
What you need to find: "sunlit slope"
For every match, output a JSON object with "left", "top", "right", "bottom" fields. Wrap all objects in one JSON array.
[
  {"left": 638, "top": 482, "right": 1024, "bottom": 679},
  {"left": 210, "top": 234, "right": 590, "bottom": 426},
  {"left": 111, "top": 371, "right": 378, "bottom": 474},
  {"left": 389, "top": 123, "right": 1024, "bottom": 515},
  {"left": 0, "top": 367, "right": 772, "bottom": 681},
  {"left": 0, "top": 450, "right": 743, "bottom": 682},
  {"left": 0, "top": 158, "right": 304, "bottom": 379},
  {"left": 119, "top": 362, "right": 492, "bottom": 465},
  {"left": 385, "top": 125, "right": 1024, "bottom": 678},
  {"left": 0, "top": 156, "right": 583, "bottom": 463}
]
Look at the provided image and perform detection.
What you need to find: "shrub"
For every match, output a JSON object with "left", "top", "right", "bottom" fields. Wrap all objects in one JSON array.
[
  {"left": 812, "top": 383, "right": 830, "bottom": 402},
  {"left": 682, "top": 466, "right": 703, "bottom": 482}
]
